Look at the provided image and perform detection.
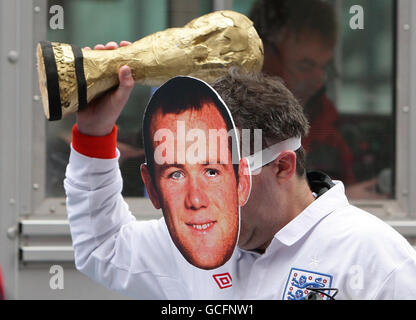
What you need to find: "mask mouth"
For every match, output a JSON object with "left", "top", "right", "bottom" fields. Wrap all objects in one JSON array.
[
  {"left": 185, "top": 220, "right": 217, "bottom": 234},
  {"left": 245, "top": 136, "right": 302, "bottom": 173},
  {"left": 186, "top": 221, "right": 216, "bottom": 231}
]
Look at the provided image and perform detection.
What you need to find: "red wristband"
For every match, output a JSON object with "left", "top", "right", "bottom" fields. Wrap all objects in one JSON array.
[{"left": 72, "top": 124, "right": 118, "bottom": 159}]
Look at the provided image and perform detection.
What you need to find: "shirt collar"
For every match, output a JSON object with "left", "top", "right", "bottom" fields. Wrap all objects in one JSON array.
[{"left": 272, "top": 180, "right": 349, "bottom": 247}]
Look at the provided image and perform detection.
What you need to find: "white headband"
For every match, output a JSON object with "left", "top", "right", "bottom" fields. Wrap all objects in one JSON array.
[{"left": 246, "top": 136, "right": 302, "bottom": 172}]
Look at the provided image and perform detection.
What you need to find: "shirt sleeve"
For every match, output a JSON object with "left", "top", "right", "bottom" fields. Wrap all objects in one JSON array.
[
  {"left": 373, "top": 254, "right": 416, "bottom": 299},
  {"left": 64, "top": 125, "right": 189, "bottom": 299}
]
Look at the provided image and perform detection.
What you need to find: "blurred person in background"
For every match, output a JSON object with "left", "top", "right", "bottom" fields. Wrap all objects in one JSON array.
[{"left": 250, "top": 0, "right": 356, "bottom": 185}]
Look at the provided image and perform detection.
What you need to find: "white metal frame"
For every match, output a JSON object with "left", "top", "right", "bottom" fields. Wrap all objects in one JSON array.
[
  {"left": 0, "top": 0, "right": 36, "bottom": 299},
  {"left": 392, "top": 0, "right": 416, "bottom": 218},
  {"left": 213, "top": 0, "right": 233, "bottom": 11}
]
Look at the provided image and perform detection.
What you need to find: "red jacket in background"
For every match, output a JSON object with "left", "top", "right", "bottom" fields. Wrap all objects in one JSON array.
[{"left": 302, "top": 93, "right": 356, "bottom": 185}]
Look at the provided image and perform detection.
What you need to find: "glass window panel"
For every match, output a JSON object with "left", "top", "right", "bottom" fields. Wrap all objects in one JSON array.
[
  {"left": 45, "top": 0, "right": 396, "bottom": 201},
  {"left": 234, "top": 0, "right": 395, "bottom": 200},
  {"left": 335, "top": 0, "right": 395, "bottom": 200},
  {"left": 45, "top": 0, "right": 213, "bottom": 197}
]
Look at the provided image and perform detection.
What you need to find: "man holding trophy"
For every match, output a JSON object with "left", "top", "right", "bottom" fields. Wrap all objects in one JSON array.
[{"left": 40, "top": 10, "right": 416, "bottom": 300}]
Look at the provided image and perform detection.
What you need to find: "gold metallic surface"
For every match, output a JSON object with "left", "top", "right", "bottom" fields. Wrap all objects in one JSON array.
[{"left": 37, "top": 10, "right": 264, "bottom": 120}]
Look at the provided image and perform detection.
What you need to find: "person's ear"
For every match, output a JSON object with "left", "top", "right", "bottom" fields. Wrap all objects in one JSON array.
[
  {"left": 237, "top": 157, "right": 252, "bottom": 207},
  {"left": 271, "top": 151, "right": 297, "bottom": 183},
  {"left": 140, "top": 163, "right": 161, "bottom": 209}
]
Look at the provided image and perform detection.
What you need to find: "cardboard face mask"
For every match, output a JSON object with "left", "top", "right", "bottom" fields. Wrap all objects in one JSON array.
[{"left": 140, "top": 76, "right": 251, "bottom": 270}]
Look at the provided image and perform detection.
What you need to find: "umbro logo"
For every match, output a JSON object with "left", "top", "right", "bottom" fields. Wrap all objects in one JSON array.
[{"left": 213, "top": 272, "right": 232, "bottom": 289}]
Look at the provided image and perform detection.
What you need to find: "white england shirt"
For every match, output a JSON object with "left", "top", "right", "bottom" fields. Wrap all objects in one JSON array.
[{"left": 64, "top": 147, "right": 416, "bottom": 300}]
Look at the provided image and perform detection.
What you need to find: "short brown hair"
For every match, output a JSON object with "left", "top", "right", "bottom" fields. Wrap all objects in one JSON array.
[{"left": 211, "top": 67, "right": 310, "bottom": 176}]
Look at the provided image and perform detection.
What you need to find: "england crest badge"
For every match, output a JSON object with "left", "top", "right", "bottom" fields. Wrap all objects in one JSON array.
[{"left": 282, "top": 268, "right": 333, "bottom": 300}]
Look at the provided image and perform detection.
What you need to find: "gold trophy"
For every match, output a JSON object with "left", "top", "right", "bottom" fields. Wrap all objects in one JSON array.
[{"left": 36, "top": 10, "right": 264, "bottom": 121}]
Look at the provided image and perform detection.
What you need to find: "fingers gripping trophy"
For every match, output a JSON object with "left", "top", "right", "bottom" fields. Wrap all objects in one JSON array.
[{"left": 36, "top": 10, "right": 264, "bottom": 121}]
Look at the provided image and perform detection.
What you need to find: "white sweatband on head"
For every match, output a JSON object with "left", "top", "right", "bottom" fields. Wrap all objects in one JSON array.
[{"left": 246, "top": 136, "right": 302, "bottom": 172}]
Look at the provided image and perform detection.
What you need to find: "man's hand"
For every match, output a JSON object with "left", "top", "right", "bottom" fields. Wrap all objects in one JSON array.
[{"left": 76, "top": 41, "right": 134, "bottom": 136}]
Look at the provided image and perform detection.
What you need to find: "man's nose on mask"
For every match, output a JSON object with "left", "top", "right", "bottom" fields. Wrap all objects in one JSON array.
[{"left": 184, "top": 179, "right": 209, "bottom": 210}]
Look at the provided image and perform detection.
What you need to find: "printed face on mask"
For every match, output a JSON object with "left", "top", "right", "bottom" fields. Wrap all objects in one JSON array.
[{"left": 141, "top": 77, "right": 251, "bottom": 270}]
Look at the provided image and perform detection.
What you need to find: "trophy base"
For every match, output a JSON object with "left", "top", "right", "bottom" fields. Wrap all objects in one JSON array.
[
  {"left": 37, "top": 41, "right": 61, "bottom": 120},
  {"left": 37, "top": 41, "right": 87, "bottom": 121}
]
